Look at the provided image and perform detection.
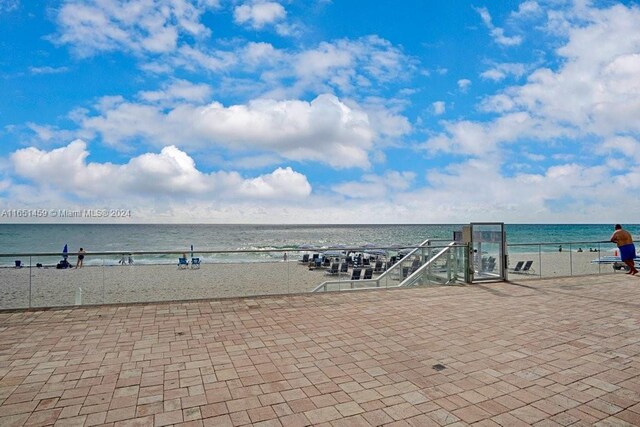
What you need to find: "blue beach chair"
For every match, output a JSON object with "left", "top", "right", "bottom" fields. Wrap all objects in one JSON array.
[
  {"left": 178, "top": 257, "right": 189, "bottom": 269},
  {"left": 509, "top": 261, "right": 524, "bottom": 273},
  {"left": 521, "top": 260, "right": 534, "bottom": 274},
  {"left": 191, "top": 257, "right": 201, "bottom": 269}
]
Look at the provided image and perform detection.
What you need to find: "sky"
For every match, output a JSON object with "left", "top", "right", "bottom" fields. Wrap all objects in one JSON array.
[{"left": 1, "top": 0, "right": 639, "bottom": 224}]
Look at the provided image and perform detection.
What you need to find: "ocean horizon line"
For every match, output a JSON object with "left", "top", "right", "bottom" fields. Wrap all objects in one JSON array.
[{"left": 1, "top": 222, "right": 636, "bottom": 226}]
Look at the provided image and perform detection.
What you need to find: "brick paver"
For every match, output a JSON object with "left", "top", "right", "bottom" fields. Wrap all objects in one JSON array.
[{"left": 1, "top": 274, "right": 640, "bottom": 426}]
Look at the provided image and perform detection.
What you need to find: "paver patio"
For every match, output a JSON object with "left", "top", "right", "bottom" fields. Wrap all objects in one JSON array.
[{"left": 1, "top": 274, "right": 639, "bottom": 426}]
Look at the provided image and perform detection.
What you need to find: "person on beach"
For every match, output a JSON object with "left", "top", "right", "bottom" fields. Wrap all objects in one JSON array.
[
  {"left": 76, "top": 248, "right": 86, "bottom": 269},
  {"left": 610, "top": 224, "right": 638, "bottom": 275}
]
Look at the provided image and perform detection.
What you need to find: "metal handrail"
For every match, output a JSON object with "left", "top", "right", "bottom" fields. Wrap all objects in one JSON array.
[
  {"left": 312, "top": 239, "right": 434, "bottom": 292},
  {"left": 399, "top": 242, "right": 458, "bottom": 287},
  {"left": 0, "top": 248, "right": 343, "bottom": 257},
  {"left": 374, "top": 237, "right": 433, "bottom": 282},
  {"left": 507, "top": 240, "right": 609, "bottom": 247},
  {"left": 312, "top": 240, "right": 468, "bottom": 292}
]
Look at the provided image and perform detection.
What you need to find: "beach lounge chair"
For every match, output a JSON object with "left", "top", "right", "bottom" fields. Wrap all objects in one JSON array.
[
  {"left": 520, "top": 260, "right": 534, "bottom": 274},
  {"left": 326, "top": 263, "right": 339, "bottom": 275},
  {"left": 373, "top": 260, "right": 384, "bottom": 273},
  {"left": 509, "top": 261, "right": 524, "bottom": 273},
  {"left": 482, "top": 256, "right": 496, "bottom": 272},
  {"left": 410, "top": 259, "right": 421, "bottom": 271},
  {"left": 191, "top": 257, "right": 201, "bottom": 269},
  {"left": 299, "top": 254, "right": 309, "bottom": 264},
  {"left": 340, "top": 262, "right": 349, "bottom": 273},
  {"left": 350, "top": 268, "right": 361, "bottom": 280},
  {"left": 178, "top": 257, "right": 189, "bottom": 269},
  {"left": 363, "top": 268, "right": 373, "bottom": 280}
]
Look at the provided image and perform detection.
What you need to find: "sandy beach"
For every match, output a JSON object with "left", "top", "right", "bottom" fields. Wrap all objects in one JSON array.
[
  {"left": 0, "top": 261, "right": 343, "bottom": 309},
  {"left": 0, "top": 250, "right": 624, "bottom": 309},
  {"left": 506, "top": 250, "right": 620, "bottom": 278}
]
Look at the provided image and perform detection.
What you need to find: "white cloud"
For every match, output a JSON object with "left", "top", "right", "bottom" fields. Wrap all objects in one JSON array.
[
  {"left": 599, "top": 135, "right": 640, "bottom": 165},
  {"left": 10, "top": 140, "right": 311, "bottom": 201},
  {"left": 278, "top": 36, "right": 413, "bottom": 97},
  {"left": 457, "top": 79, "right": 471, "bottom": 92},
  {"left": 239, "top": 166, "right": 309, "bottom": 198},
  {"left": 482, "top": 4, "right": 640, "bottom": 137},
  {"left": 432, "top": 101, "right": 446, "bottom": 115},
  {"left": 5, "top": 139, "right": 640, "bottom": 223},
  {"left": 480, "top": 63, "right": 527, "bottom": 82},
  {"left": 410, "top": 2, "right": 640, "bottom": 223},
  {"left": 476, "top": 6, "right": 523, "bottom": 46},
  {"left": 55, "top": 0, "right": 218, "bottom": 56},
  {"left": 79, "top": 93, "right": 400, "bottom": 169},
  {"left": 423, "top": 112, "right": 570, "bottom": 156},
  {"left": 333, "top": 171, "right": 416, "bottom": 199},
  {"left": 428, "top": 3, "right": 640, "bottom": 158},
  {"left": 29, "top": 66, "right": 69, "bottom": 75},
  {"left": 234, "top": 1, "right": 286, "bottom": 29},
  {"left": 358, "top": 98, "right": 412, "bottom": 140},
  {"left": 0, "top": 0, "right": 18, "bottom": 13},
  {"left": 241, "top": 42, "right": 284, "bottom": 66},
  {"left": 142, "top": 36, "right": 414, "bottom": 101},
  {"left": 138, "top": 80, "right": 213, "bottom": 104},
  {"left": 511, "top": 1, "right": 542, "bottom": 18}
]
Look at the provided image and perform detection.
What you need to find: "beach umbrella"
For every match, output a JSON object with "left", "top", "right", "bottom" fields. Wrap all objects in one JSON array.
[
  {"left": 321, "top": 249, "right": 346, "bottom": 257},
  {"left": 395, "top": 247, "right": 418, "bottom": 258},
  {"left": 62, "top": 243, "right": 68, "bottom": 259},
  {"left": 365, "top": 248, "right": 388, "bottom": 256},
  {"left": 297, "top": 244, "right": 315, "bottom": 257}
]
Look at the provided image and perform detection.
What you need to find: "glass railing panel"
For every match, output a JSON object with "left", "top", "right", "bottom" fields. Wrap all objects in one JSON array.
[
  {"left": 2, "top": 243, "right": 470, "bottom": 304},
  {"left": 298, "top": 255, "right": 342, "bottom": 293},
  {"left": 507, "top": 241, "right": 615, "bottom": 280},
  {"left": 569, "top": 243, "right": 605, "bottom": 276},
  {"left": 510, "top": 244, "right": 547, "bottom": 279},
  {"left": 101, "top": 253, "right": 140, "bottom": 304},
  {"left": 402, "top": 244, "right": 466, "bottom": 287},
  {"left": 28, "top": 254, "right": 95, "bottom": 308},
  {"left": 0, "top": 255, "right": 31, "bottom": 309}
]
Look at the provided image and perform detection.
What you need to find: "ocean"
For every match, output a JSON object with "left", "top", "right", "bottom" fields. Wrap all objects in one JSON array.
[{"left": 0, "top": 223, "right": 636, "bottom": 267}]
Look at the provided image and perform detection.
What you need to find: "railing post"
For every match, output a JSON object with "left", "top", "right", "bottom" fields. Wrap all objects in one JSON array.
[
  {"left": 538, "top": 245, "right": 542, "bottom": 278},
  {"left": 29, "top": 255, "right": 32, "bottom": 309},
  {"left": 569, "top": 243, "right": 573, "bottom": 276},
  {"left": 102, "top": 256, "right": 106, "bottom": 304}
]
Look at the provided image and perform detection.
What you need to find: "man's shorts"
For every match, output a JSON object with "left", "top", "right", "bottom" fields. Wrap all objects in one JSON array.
[{"left": 619, "top": 243, "right": 637, "bottom": 261}]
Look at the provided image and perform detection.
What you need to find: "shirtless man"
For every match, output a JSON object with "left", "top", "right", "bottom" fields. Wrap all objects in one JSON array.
[{"left": 611, "top": 224, "right": 638, "bottom": 275}]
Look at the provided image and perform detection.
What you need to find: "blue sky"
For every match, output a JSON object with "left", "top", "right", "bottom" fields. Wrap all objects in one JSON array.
[{"left": 1, "top": 0, "right": 639, "bottom": 223}]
